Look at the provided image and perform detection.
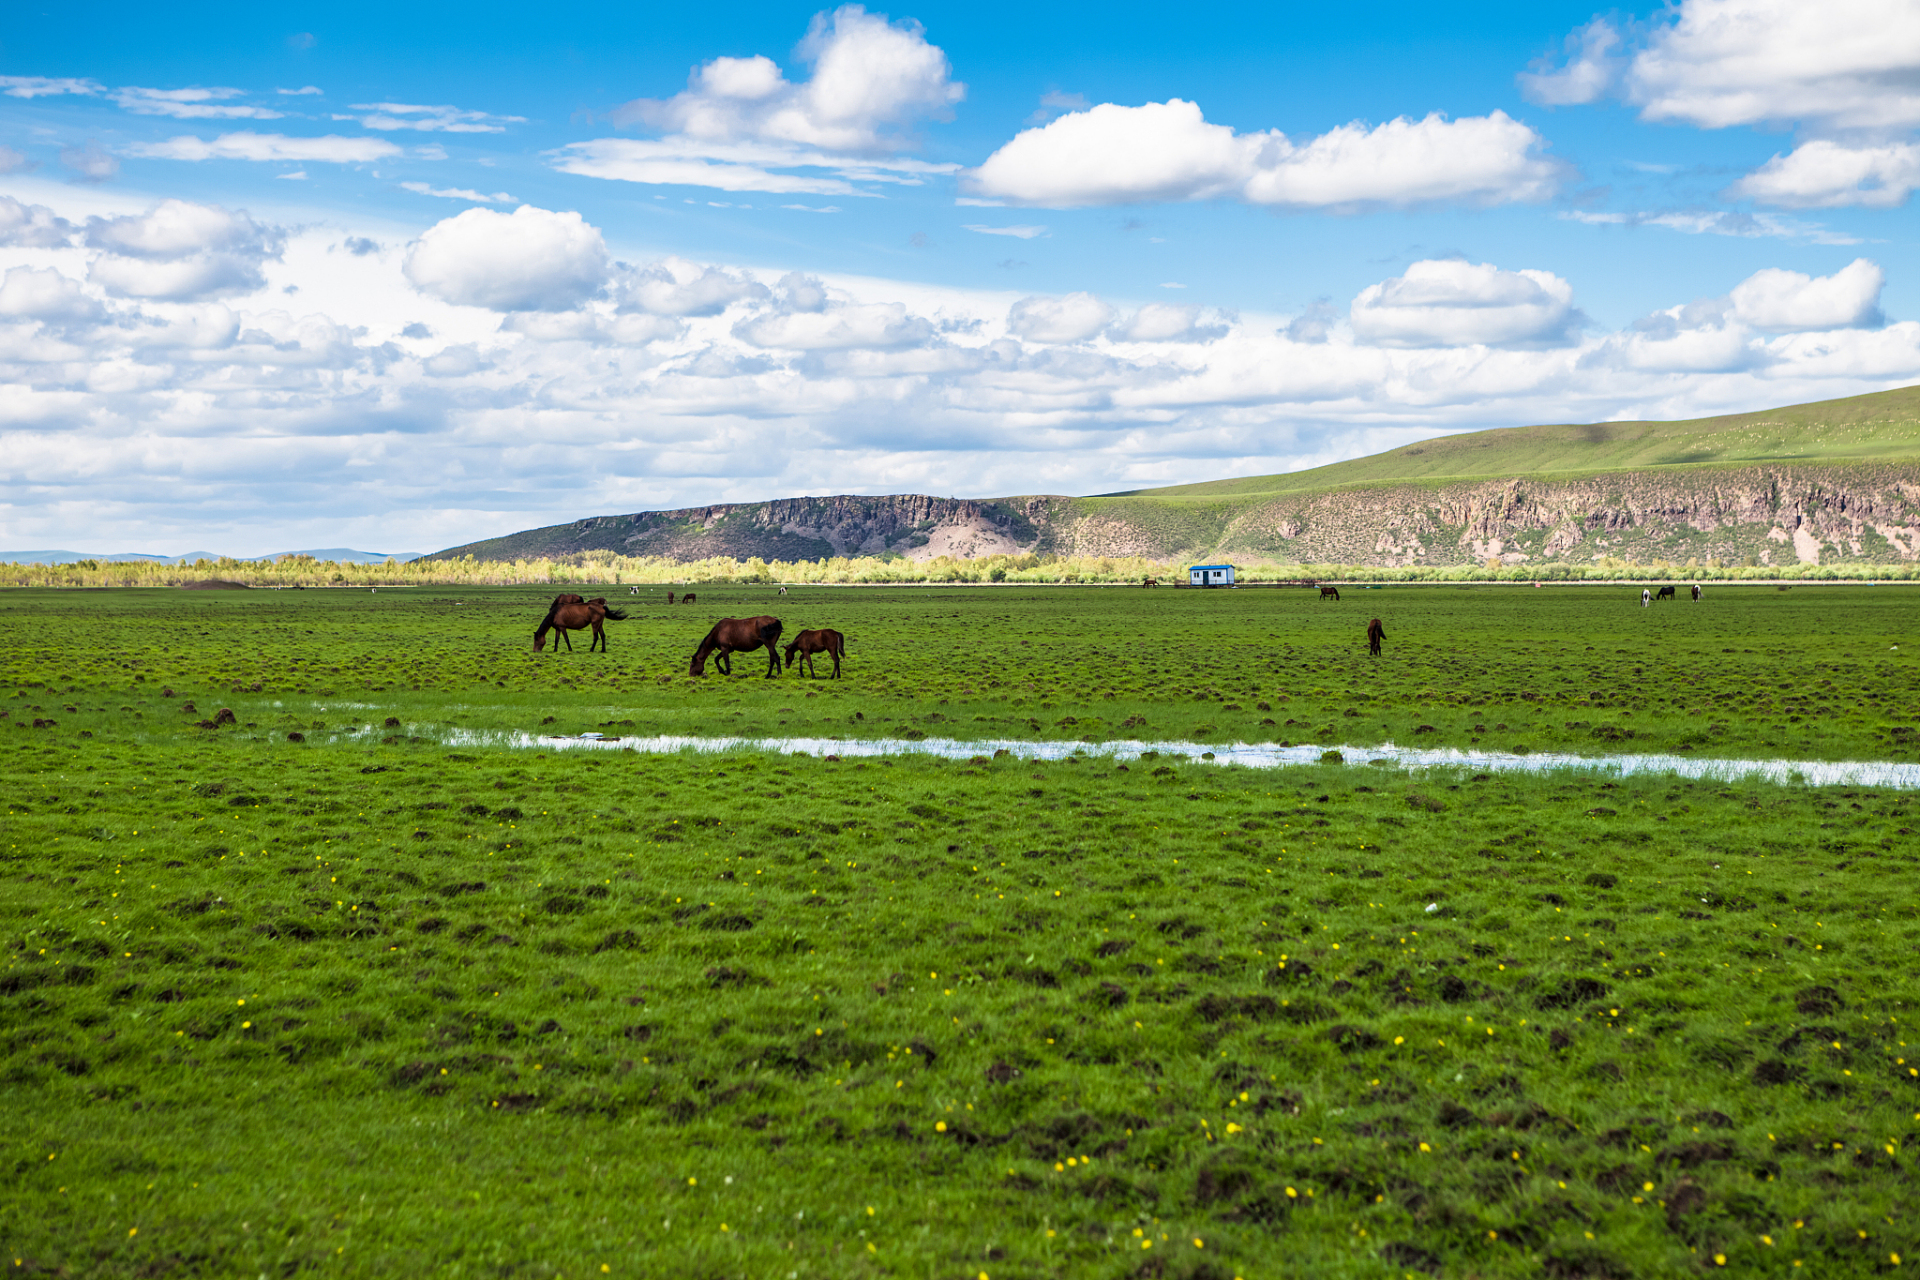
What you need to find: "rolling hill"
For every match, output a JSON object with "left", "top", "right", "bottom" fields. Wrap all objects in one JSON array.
[{"left": 428, "top": 385, "right": 1920, "bottom": 569}]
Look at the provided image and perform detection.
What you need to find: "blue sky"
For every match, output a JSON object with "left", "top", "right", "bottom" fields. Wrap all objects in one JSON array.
[{"left": 2, "top": 0, "right": 1917, "bottom": 553}]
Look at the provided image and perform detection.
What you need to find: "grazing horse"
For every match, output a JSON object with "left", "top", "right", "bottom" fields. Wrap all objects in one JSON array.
[
  {"left": 1320, "top": 586, "right": 1341, "bottom": 602},
  {"left": 1142, "top": 576, "right": 1159, "bottom": 588},
  {"left": 1655, "top": 585, "right": 1675, "bottom": 601},
  {"left": 666, "top": 591, "right": 676, "bottom": 604},
  {"left": 535, "top": 596, "right": 628, "bottom": 652},
  {"left": 1641, "top": 589, "right": 1652, "bottom": 608},
  {"left": 783, "top": 628, "right": 845, "bottom": 679},
  {"left": 1691, "top": 584, "right": 1701, "bottom": 601},
  {"left": 681, "top": 592, "right": 697, "bottom": 605},
  {"left": 1367, "top": 618, "right": 1386, "bottom": 656},
  {"left": 691, "top": 616, "right": 783, "bottom": 677}
]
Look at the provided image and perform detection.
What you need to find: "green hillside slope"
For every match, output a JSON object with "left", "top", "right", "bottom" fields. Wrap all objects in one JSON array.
[{"left": 1126, "top": 384, "right": 1920, "bottom": 497}]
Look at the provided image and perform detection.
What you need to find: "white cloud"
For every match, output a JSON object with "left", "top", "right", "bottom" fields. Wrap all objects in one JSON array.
[
  {"left": 564, "top": 6, "right": 962, "bottom": 197},
  {"left": 276, "top": 171, "right": 308, "bottom": 181},
  {"left": 404, "top": 205, "right": 609, "bottom": 312},
  {"left": 1350, "top": 260, "right": 1582, "bottom": 348},
  {"left": 963, "top": 223, "right": 1047, "bottom": 239},
  {"left": 61, "top": 140, "right": 119, "bottom": 181},
  {"left": 0, "top": 146, "right": 27, "bottom": 174},
  {"left": 0, "top": 75, "right": 102, "bottom": 98},
  {"left": 613, "top": 5, "right": 962, "bottom": 152},
  {"left": 0, "top": 266, "right": 103, "bottom": 324},
  {"left": 777, "top": 272, "right": 829, "bottom": 312},
  {"left": 0, "top": 196, "right": 77, "bottom": 248},
  {"left": 400, "top": 182, "right": 516, "bottom": 203},
  {"left": 1561, "top": 208, "right": 1861, "bottom": 244},
  {"left": 499, "top": 310, "right": 684, "bottom": 345},
  {"left": 1107, "top": 303, "right": 1225, "bottom": 343},
  {"left": 1727, "top": 141, "right": 1920, "bottom": 209},
  {"left": 782, "top": 203, "right": 842, "bottom": 212},
  {"left": 1007, "top": 292, "right": 1115, "bottom": 343},
  {"left": 1626, "top": 0, "right": 1920, "bottom": 132},
  {"left": 966, "top": 100, "right": 1560, "bottom": 209},
  {"left": 1518, "top": 19, "right": 1622, "bottom": 106},
  {"left": 83, "top": 199, "right": 285, "bottom": 301},
  {"left": 112, "top": 86, "right": 283, "bottom": 120},
  {"left": 126, "top": 132, "right": 403, "bottom": 163},
  {"left": 340, "top": 102, "right": 527, "bottom": 133},
  {"left": 1728, "top": 257, "right": 1885, "bottom": 331},
  {"left": 616, "top": 259, "right": 770, "bottom": 316},
  {"left": 733, "top": 301, "right": 935, "bottom": 350},
  {"left": 278, "top": 86, "right": 324, "bottom": 96}
]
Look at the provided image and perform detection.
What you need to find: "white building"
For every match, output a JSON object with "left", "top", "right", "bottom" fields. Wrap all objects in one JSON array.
[{"left": 1189, "top": 563, "right": 1235, "bottom": 587}]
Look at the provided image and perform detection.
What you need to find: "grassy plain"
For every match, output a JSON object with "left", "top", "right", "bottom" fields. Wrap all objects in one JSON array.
[
  {"left": 1, "top": 583, "right": 1914, "bottom": 763},
  {"left": 4, "top": 584, "right": 1920, "bottom": 1278}
]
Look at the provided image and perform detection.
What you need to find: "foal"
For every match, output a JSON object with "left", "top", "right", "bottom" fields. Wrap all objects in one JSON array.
[{"left": 782, "top": 629, "right": 846, "bottom": 678}]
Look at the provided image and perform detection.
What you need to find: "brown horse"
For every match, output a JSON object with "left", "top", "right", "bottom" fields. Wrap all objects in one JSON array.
[
  {"left": 691, "top": 616, "right": 783, "bottom": 676},
  {"left": 783, "top": 628, "right": 845, "bottom": 678},
  {"left": 1320, "top": 586, "right": 1341, "bottom": 602},
  {"left": 666, "top": 591, "right": 676, "bottom": 604},
  {"left": 1142, "top": 576, "right": 1159, "bottom": 588},
  {"left": 681, "top": 592, "right": 697, "bottom": 605},
  {"left": 535, "top": 596, "right": 628, "bottom": 652},
  {"left": 1367, "top": 617, "right": 1386, "bottom": 656}
]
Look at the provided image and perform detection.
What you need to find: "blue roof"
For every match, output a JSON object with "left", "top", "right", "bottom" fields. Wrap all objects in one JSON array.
[{"left": 1190, "top": 564, "right": 1234, "bottom": 570}]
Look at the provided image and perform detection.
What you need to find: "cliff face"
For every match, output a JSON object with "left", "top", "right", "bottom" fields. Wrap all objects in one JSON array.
[
  {"left": 428, "top": 464, "right": 1920, "bottom": 568},
  {"left": 1044, "top": 463, "right": 1920, "bottom": 567},
  {"left": 430, "top": 494, "right": 1039, "bottom": 564}
]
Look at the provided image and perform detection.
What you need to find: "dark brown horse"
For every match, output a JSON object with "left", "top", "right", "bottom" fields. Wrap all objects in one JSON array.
[
  {"left": 1320, "top": 586, "right": 1341, "bottom": 602},
  {"left": 535, "top": 596, "right": 628, "bottom": 652},
  {"left": 1367, "top": 617, "right": 1386, "bottom": 656},
  {"left": 681, "top": 592, "right": 697, "bottom": 605},
  {"left": 666, "top": 591, "right": 676, "bottom": 604},
  {"left": 691, "top": 616, "right": 783, "bottom": 676},
  {"left": 782, "top": 628, "right": 845, "bottom": 678},
  {"left": 1142, "top": 576, "right": 1159, "bottom": 588}
]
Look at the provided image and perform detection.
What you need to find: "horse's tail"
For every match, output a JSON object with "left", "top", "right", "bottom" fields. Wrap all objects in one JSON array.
[{"left": 602, "top": 607, "right": 629, "bottom": 622}]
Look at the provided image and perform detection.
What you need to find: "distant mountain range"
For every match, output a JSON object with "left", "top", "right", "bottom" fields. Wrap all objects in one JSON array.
[
  {"left": 427, "top": 385, "right": 1920, "bottom": 570},
  {"left": 0, "top": 548, "right": 423, "bottom": 566}
]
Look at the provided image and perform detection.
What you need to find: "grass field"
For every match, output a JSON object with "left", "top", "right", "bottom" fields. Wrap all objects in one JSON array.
[
  {"left": 2, "top": 584, "right": 1913, "bottom": 764},
  {"left": 4, "top": 584, "right": 1920, "bottom": 1278}
]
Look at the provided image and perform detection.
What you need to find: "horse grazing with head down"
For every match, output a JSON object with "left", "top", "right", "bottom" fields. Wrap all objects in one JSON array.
[
  {"left": 681, "top": 592, "right": 697, "bottom": 605},
  {"left": 534, "top": 596, "right": 628, "bottom": 653},
  {"left": 1320, "top": 586, "right": 1341, "bottom": 602},
  {"left": 783, "top": 628, "right": 845, "bottom": 678},
  {"left": 1367, "top": 618, "right": 1386, "bottom": 656},
  {"left": 691, "top": 616, "right": 783, "bottom": 677},
  {"left": 1655, "top": 585, "right": 1676, "bottom": 601}
]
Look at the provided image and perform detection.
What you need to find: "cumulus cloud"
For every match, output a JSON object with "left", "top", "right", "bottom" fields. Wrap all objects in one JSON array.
[
  {"left": 339, "top": 102, "right": 526, "bottom": 133},
  {"left": 1006, "top": 292, "right": 1115, "bottom": 343},
  {"left": 561, "top": 6, "right": 963, "bottom": 196},
  {"left": 404, "top": 205, "right": 609, "bottom": 312},
  {"left": 1107, "top": 303, "right": 1226, "bottom": 344},
  {"left": 499, "top": 310, "right": 684, "bottom": 345},
  {"left": 1727, "top": 141, "right": 1920, "bottom": 209},
  {"left": 733, "top": 301, "right": 935, "bottom": 350},
  {"left": 0, "top": 266, "right": 104, "bottom": 324},
  {"left": 1627, "top": 0, "right": 1920, "bottom": 132},
  {"left": 613, "top": 5, "right": 962, "bottom": 152},
  {"left": 0, "top": 196, "right": 77, "bottom": 248},
  {"left": 1518, "top": 19, "right": 1623, "bottom": 106},
  {"left": 1727, "top": 258, "right": 1885, "bottom": 331},
  {"left": 616, "top": 259, "right": 769, "bottom": 316},
  {"left": 112, "top": 86, "right": 283, "bottom": 120},
  {"left": 1284, "top": 299, "right": 1339, "bottom": 344},
  {"left": 966, "top": 100, "right": 1560, "bottom": 209},
  {"left": 126, "top": 132, "right": 403, "bottom": 163},
  {"left": 0, "top": 146, "right": 32, "bottom": 175},
  {"left": 777, "top": 272, "right": 830, "bottom": 312},
  {"left": 84, "top": 200, "right": 286, "bottom": 301},
  {"left": 1350, "top": 260, "right": 1583, "bottom": 348}
]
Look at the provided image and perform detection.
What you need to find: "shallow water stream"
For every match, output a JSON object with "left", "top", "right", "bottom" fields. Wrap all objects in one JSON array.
[{"left": 403, "top": 728, "right": 1920, "bottom": 790}]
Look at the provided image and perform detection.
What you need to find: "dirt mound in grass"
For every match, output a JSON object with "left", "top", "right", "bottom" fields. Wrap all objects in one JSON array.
[{"left": 178, "top": 579, "right": 250, "bottom": 590}]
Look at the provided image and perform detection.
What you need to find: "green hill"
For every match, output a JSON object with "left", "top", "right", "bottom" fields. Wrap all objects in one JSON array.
[{"left": 1123, "top": 384, "right": 1920, "bottom": 497}]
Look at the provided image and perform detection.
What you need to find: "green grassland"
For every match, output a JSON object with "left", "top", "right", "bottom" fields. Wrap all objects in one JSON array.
[
  {"left": 5, "top": 585, "right": 1920, "bottom": 1278},
  {"left": 1126, "top": 385, "right": 1920, "bottom": 497},
  {"left": 2, "top": 584, "right": 1914, "bottom": 764}
]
